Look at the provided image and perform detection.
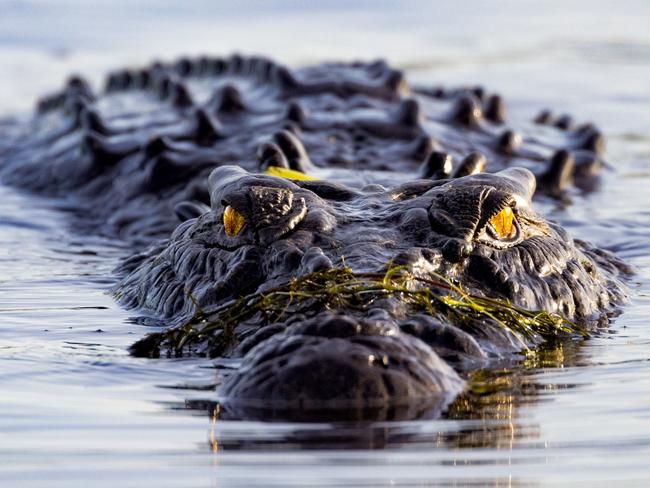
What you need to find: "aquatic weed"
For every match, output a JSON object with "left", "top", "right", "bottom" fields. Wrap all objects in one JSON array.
[{"left": 130, "top": 264, "right": 585, "bottom": 358}]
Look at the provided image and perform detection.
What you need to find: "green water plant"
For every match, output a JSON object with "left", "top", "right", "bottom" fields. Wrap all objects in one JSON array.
[{"left": 131, "top": 264, "right": 585, "bottom": 358}]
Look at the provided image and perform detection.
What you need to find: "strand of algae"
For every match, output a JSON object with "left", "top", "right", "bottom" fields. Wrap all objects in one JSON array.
[{"left": 130, "top": 265, "right": 585, "bottom": 358}]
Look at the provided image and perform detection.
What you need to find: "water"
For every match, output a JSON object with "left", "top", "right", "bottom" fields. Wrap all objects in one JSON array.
[{"left": 1, "top": 1, "right": 649, "bottom": 486}]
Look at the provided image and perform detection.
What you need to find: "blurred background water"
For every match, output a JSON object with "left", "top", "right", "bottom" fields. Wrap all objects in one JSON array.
[{"left": 0, "top": 1, "right": 649, "bottom": 486}]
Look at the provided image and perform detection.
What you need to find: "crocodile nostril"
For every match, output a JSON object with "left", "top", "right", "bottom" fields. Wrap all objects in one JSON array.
[{"left": 441, "top": 239, "right": 473, "bottom": 263}]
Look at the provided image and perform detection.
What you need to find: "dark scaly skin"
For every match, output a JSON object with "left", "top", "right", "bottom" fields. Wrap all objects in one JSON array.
[
  {"left": 1, "top": 55, "right": 604, "bottom": 244},
  {"left": 0, "top": 55, "right": 627, "bottom": 419},
  {"left": 116, "top": 165, "right": 628, "bottom": 416}
]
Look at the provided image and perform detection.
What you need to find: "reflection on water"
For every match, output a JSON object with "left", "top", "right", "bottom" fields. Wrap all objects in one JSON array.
[
  {"left": 179, "top": 339, "right": 585, "bottom": 452},
  {"left": 1, "top": 1, "right": 650, "bottom": 487}
]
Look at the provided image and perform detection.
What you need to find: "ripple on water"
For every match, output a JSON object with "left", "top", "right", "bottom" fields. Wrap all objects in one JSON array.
[{"left": 1, "top": 2, "right": 650, "bottom": 486}]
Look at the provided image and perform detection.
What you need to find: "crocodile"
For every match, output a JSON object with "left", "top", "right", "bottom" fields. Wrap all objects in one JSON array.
[
  {"left": 0, "top": 55, "right": 628, "bottom": 419},
  {"left": 117, "top": 164, "right": 628, "bottom": 418},
  {"left": 0, "top": 55, "right": 606, "bottom": 244}
]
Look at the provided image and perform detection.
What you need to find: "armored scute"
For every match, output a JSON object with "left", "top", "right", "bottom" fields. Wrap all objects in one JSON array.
[{"left": 0, "top": 55, "right": 628, "bottom": 419}]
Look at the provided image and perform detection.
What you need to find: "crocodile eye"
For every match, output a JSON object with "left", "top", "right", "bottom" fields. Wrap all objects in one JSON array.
[
  {"left": 489, "top": 206, "right": 515, "bottom": 239},
  {"left": 223, "top": 205, "right": 246, "bottom": 237}
]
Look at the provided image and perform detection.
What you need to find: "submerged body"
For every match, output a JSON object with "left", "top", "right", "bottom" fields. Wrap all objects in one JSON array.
[
  {"left": 119, "top": 164, "right": 627, "bottom": 416},
  {"left": 0, "top": 55, "right": 628, "bottom": 419}
]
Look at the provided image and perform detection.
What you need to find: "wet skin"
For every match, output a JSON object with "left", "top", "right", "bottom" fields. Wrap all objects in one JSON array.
[
  {"left": 116, "top": 164, "right": 627, "bottom": 413},
  {"left": 0, "top": 55, "right": 628, "bottom": 417},
  {"left": 1, "top": 55, "right": 605, "bottom": 244}
]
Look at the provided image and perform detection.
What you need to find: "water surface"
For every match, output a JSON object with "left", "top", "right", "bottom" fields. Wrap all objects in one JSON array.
[{"left": 1, "top": 1, "right": 649, "bottom": 486}]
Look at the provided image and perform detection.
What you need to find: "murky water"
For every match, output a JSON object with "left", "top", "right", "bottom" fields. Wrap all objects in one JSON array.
[{"left": 1, "top": 1, "right": 649, "bottom": 486}]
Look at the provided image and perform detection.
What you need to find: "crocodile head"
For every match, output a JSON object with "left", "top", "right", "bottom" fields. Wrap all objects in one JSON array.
[{"left": 116, "top": 165, "right": 627, "bottom": 415}]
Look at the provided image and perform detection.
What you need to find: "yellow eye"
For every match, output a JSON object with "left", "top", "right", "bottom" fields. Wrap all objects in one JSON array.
[
  {"left": 223, "top": 205, "right": 246, "bottom": 237},
  {"left": 489, "top": 206, "right": 515, "bottom": 239}
]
